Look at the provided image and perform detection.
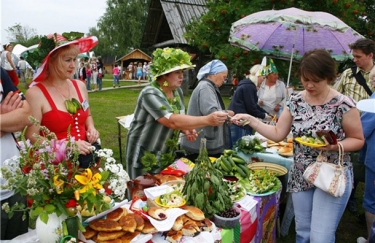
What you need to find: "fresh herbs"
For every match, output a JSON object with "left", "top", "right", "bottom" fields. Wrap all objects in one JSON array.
[{"left": 182, "top": 139, "right": 232, "bottom": 218}]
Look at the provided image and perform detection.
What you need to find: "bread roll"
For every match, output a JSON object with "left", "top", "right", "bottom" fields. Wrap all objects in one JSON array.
[
  {"left": 97, "top": 231, "right": 126, "bottom": 241},
  {"left": 120, "top": 231, "right": 141, "bottom": 243},
  {"left": 118, "top": 214, "right": 137, "bottom": 232},
  {"left": 183, "top": 206, "right": 205, "bottom": 221},
  {"left": 148, "top": 206, "right": 167, "bottom": 220},
  {"left": 141, "top": 220, "right": 158, "bottom": 234},
  {"left": 166, "top": 229, "right": 183, "bottom": 243},
  {"left": 172, "top": 215, "right": 183, "bottom": 231},
  {"left": 106, "top": 207, "right": 127, "bottom": 221},
  {"left": 181, "top": 221, "right": 200, "bottom": 236},
  {"left": 133, "top": 213, "right": 145, "bottom": 231},
  {"left": 89, "top": 219, "right": 122, "bottom": 232},
  {"left": 82, "top": 226, "right": 97, "bottom": 239}
]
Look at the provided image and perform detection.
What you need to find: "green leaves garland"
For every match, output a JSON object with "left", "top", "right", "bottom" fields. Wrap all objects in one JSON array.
[
  {"left": 25, "top": 32, "right": 84, "bottom": 69},
  {"left": 141, "top": 81, "right": 183, "bottom": 172},
  {"left": 149, "top": 48, "right": 193, "bottom": 80}
]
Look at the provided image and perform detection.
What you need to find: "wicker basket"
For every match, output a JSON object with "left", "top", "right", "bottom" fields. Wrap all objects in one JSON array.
[{"left": 247, "top": 162, "right": 287, "bottom": 176}]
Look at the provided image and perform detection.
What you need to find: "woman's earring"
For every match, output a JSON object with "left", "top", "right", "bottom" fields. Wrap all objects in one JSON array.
[{"left": 163, "top": 80, "right": 169, "bottom": 87}]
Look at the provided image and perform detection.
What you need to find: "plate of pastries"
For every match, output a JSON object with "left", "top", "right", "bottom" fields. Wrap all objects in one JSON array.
[
  {"left": 266, "top": 138, "right": 293, "bottom": 157},
  {"left": 84, "top": 204, "right": 217, "bottom": 243}
]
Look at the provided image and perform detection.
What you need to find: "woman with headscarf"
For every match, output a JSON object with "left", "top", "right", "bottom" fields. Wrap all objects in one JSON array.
[
  {"left": 180, "top": 60, "right": 234, "bottom": 161},
  {"left": 125, "top": 49, "right": 228, "bottom": 179},
  {"left": 257, "top": 58, "right": 286, "bottom": 117},
  {"left": 228, "top": 64, "right": 270, "bottom": 147}
]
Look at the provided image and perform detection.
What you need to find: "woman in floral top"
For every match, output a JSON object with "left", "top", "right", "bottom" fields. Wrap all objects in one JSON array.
[{"left": 232, "top": 49, "right": 364, "bottom": 243}]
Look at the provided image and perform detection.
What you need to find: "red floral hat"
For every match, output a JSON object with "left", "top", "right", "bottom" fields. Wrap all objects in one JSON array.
[{"left": 30, "top": 32, "right": 98, "bottom": 86}]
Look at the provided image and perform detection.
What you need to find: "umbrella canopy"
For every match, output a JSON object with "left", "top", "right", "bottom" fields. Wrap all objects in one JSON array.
[
  {"left": 229, "top": 7, "right": 363, "bottom": 62},
  {"left": 229, "top": 7, "right": 364, "bottom": 86},
  {"left": 78, "top": 53, "right": 89, "bottom": 58}
]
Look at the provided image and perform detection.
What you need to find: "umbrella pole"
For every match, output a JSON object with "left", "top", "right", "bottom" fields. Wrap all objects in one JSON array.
[
  {"left": 286, "top": 45, "right": 294, "bottom": 89},
  {"left": 286, "top": 29, "right": 298, "bottom": 90}
]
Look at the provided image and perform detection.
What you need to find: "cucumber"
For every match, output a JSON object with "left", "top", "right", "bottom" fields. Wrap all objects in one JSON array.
[
  {"left": 236, "top": 165, "right": 248, "bottom": 179},
  {"left": 231, "top": 155, "right": 247, "bottom": 165},
  {"left": 220, "top": 161, "right": 231, "bottom": 173},
  {"left": 221, "top": 156, "right": 232, "bottom": 171},
  {"left": 227, "top": 156, "right": 236, "bottom": 168}
]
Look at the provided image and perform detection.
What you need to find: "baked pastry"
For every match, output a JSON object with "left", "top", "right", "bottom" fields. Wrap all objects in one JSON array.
[
  {"left": 141, "top": 220, "right": 158, "bottom": 234},
  {"left": 183, "top": 206, "right": 205, "bottom": 221},
  {"left": 89, "top": 219, "right": 122, "bottom": 232},
  {"left": 106, "top": 207, "right": 127, "bottom": 221},
  {"left": 287, "top": 137, "right": 293, "bottom": 143},
  {"left": 181, "top": 220, "right": 200, "bottom": 236},
  {"left": 133, "top": 213, "right": 145, "bottom": 231},
  {"left": 120, "top": 231, "right": 141, "bottom": 243},
  {"left": 172, "top": 215, "right": 183, "bottom": 231},
  {"left": 202, "top": 218, "right": 213, "bottom": 232},
  {"left": 154, "top": 174, "right": 183, "bottom": 184},
  {"left": 97, "top": 230, "right": 127, "bottom": 241},
  {"left": 166, "top": 229, "right": 183, "bottom": 243},
  {"left": 97, "top": 238, "right": 122, "bottom": 243},
  {"left": 82, "top": 226, "right": 97, "bottom": 239},
  {"left": 278, "top": 146, "right": 292, "bottom": 153},
  {"left": 148, "top": 206, "right": 167, "bottom": 220},
  {"left": 118, "top": 214, "right": 137, "bottom": 232}
]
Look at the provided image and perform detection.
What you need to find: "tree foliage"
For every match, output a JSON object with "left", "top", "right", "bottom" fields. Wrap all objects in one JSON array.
[
  {"left": 5, "top": 24, "right": 39, "bottom": 46},
  {"left": 89, "top": 0, "right": 150, "bottom": 57},
  {"left": 184, "top": 0, "right": 375, "bottom": 85}
]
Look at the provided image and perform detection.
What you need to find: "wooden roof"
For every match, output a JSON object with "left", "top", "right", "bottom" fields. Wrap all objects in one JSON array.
[
  {"left": 141, "top": 0, "right": 207, "bottom": 49},
  {"left": 116, "top": 49, "right": 152, "bottom": 62}
]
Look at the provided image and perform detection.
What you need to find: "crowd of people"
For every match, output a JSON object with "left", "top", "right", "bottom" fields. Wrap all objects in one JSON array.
[{"left": 2, "top": 30, "right": 375, "bottom": 243}]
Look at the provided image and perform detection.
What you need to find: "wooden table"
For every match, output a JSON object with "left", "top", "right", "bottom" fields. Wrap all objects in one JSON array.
[{"left": 116, "top": 116, "right": 127, "bottom": 164}]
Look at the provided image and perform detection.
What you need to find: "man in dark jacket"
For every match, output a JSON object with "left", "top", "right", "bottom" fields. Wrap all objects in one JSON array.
[{"left": 228, "top": 65, "right": 270, "bottom": 147}]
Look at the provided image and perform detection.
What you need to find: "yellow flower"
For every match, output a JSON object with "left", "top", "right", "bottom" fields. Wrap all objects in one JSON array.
[
  {"left": 75, "top": 169, "right": 103, "bottom": 196},
  {"left": 53, "top": 175, "right": 64, "bottom": 194}
]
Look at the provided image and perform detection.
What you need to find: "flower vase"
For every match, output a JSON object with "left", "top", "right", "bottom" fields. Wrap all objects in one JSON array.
[
  {"left": 36, "top": 213, "right": 67, "bottom": 243},
  {"left": 36, "top": 213, "right": 80, "bottom": 243}
]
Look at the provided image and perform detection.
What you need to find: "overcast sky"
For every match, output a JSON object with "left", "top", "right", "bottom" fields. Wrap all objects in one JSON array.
[{"left": 1, "top": 0, "right": 107, "bottom": 45}]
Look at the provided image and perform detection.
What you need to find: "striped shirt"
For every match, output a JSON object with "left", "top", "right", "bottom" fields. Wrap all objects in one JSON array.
[
  {"left": 334, "top": 65, "right": 375, "bottom": 102},
  {"left": 125, "top": 85, "right": 185, "bottom": 178}
]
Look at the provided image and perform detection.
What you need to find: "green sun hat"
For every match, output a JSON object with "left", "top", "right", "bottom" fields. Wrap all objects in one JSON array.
[
  {"left": 257, "top": 57, "right": 278, "bottom": 76},
  {"left": 149, "top": 48, "right": 195, "bottom": 79}
]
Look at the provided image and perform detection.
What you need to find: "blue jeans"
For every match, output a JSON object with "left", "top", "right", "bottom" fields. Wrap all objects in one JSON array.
[
  {"left": 292, "top": 169, "right": 352, "bottom": 243},
  {"left": 97, "top": 77, "right": 102, "bottom": 90},
  {"left": 113, "top": 75, "right": 119, "bottom": 86},
  {"left": 86, "top": 76, "right": 91, "bottom": 90},
  {"left": 229, "top": 124, "right": 253, "bottom": 148}
]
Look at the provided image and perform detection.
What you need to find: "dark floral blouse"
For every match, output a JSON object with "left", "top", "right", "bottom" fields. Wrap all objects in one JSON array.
[{"left": 286, "top": 91, "right": 356, "bottom": 193}]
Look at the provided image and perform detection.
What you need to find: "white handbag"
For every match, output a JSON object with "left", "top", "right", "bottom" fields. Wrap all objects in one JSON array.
[{"left": 303, "top": 142, "right": 346, "bottom": 197}]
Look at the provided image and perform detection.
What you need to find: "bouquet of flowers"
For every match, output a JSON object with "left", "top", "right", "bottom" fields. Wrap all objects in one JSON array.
[{"left": 0, "top": 119, "right": 130, "bottom": 240}]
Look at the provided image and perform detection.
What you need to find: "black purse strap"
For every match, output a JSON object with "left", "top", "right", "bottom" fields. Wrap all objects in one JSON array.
[{"left": 351, "top": 66, "right": 373, "bottom": 96}]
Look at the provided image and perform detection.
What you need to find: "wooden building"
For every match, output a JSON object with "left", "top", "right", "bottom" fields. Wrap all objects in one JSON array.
[
  {"left": 141, "top": 0, "right": 207, "bottom": 50},
  {"left": 140, "top": 0, "right": 208, "bottom": 91},
  {"left": 116, "top": 49, "right": 152, "bottom": 79}
]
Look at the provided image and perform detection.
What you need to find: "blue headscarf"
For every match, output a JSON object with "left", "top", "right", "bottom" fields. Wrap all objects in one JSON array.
[{"left": 197, "top": 60, "right": 228, "bottom": 81}]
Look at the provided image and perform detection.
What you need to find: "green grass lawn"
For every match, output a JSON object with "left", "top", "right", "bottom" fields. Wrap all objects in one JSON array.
[{"left": 19, "top": 79, "right": 367, "bottom": 242}]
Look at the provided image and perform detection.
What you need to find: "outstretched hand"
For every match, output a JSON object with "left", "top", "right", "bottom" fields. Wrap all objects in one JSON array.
[{"left": 208, "top": 111, "right": 229, "bottom": 126}]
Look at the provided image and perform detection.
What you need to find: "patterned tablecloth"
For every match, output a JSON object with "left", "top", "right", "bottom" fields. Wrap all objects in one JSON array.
[{"left": 220, "top": 190, "right": 281, "bottom": 243}]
